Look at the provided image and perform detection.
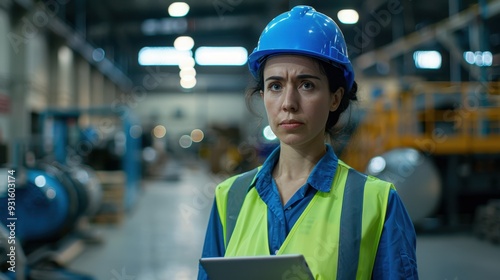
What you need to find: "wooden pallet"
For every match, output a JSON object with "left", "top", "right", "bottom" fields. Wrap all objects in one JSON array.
[
  {"left": 92, "top": 213, "right": 124, "bottom": 224},
  {"left": 91, "top": 170, "right": 126, "bottom": 224}
]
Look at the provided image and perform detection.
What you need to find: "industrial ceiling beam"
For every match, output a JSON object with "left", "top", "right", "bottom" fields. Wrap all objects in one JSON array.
[
  {"left": 9, "top": 0, "right": 133, "bottom": 91},
  {"left": 436, "top": 32, "right": 482, "bottom": 81},
  {"left": 354, "top": 1, "right": 500, "bottom": 71},
  {"left": 87, "top": 14, "right": 264, "bottom": 40}
]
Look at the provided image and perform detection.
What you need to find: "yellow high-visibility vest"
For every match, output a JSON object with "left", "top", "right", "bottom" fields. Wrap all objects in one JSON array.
[{"left": 214, "top": 160, "right": 394, "bottom": 280}]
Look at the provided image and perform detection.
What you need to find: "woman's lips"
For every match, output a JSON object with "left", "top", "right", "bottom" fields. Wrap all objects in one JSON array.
[{"left": 279, "top": 120, "right": 303, "bottom": 129}]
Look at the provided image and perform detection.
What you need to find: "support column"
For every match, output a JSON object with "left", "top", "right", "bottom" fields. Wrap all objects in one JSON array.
[
  {"left": 56, "top": 45, "right": 75, "bottom": 107},
  {"left": 449, "top": 0, "right": 461, "bottom": 82},
  {"left": 8, "top": 11, "right": 30, "bottom": 167},
  {"left": 48, "top": 41, "right": 75, "bottom": 108},
  {"left": 25, "top": 32, "right": 49, "bottom": 112},
  {"left": 103, "top": 78, "right": 116, "bottom": 105},
  {"left": 91, "top": 69, "right": 104, "bottom": 106},
  {"left": 76, "top": 56, "right": 91, "bottom": 126},
  {"left": 0, "top": 8, "right": 10, "bottom": 165}
]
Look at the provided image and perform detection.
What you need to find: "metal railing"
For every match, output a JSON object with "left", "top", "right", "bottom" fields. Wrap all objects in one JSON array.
[{"left": 340, "top": 82, "right": 500, "bottom": 171}]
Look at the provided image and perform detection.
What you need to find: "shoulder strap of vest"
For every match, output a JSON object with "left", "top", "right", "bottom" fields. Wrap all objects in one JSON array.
[
  {"left": 226, "top": 167, "right": 259, "bottom": 246},
  {"left": 337, "top": 168, "right": 368, "bottom": 279}
]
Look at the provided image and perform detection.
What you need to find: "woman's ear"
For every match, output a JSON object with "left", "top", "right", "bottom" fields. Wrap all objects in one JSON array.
[
  {"left": 260, "top": 90, "right": 264, "bottom": 97},
  {"left": 330, "top": 87, "right": 344, "bottom": 112}
]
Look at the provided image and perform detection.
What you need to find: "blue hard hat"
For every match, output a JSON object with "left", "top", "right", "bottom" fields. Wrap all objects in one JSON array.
[{"left": 248, "top": 5, "right": 354, "bottom": 92}]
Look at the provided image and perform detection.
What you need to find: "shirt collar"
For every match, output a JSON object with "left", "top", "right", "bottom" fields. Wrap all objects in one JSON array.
[{"left": 254, "top": 144, "right": 338, "bottom": 193}]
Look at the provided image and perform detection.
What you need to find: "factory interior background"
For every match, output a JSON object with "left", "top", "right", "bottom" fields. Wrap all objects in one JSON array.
[{"left": 1, "top": 0, "right": 500, "bottom": 279}]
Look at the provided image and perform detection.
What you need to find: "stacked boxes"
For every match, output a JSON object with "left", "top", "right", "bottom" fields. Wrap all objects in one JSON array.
[{"left": 92, "top": 171, "right": 126, "bottom": 224}]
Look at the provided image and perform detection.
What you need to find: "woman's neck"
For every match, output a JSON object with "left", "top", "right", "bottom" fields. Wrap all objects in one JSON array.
[{"left": 273, "top": 143, "right": 326, "bottom": 181}]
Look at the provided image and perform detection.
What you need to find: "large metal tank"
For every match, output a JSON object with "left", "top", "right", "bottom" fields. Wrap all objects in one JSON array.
[
  {"left": 69, "top": 165, "right": 102, "bottom": 218},
  {"left": 0, "top": 162, "right": 103, "bottom": 245},
  {"left": 0, "top": 168, "right": 78, "bottom": 242},
  {"left": 365, "top": 148, "right": 442, "bottom": 225}
]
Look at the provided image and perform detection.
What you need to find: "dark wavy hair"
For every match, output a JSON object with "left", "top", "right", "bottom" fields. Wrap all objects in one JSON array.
[{"left": 245, "top": 56, "right": 358, "bottom": 141}]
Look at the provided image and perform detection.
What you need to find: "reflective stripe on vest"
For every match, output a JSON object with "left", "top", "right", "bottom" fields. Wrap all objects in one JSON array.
[
  {"left": 337, "top": 168, "right": 366, "bottom": 279},
  {"left": 215, "top": 160, "right": 393, "bottom": 280},
  {"left": 225, "top": 167, "right": 260, "bottom": 247}
]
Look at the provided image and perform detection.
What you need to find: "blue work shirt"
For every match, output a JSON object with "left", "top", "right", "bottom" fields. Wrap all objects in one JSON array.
[{"left": 198, "top": 145, "right": 418, "bottom": 279}]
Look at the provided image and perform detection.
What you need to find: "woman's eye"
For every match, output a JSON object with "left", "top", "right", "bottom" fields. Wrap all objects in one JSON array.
[
  {"left": 301, "top": 81, "right": 314, "bottom": 90},
  {"left": 268, "top": 83, "right": 282, "bottom": 91}
]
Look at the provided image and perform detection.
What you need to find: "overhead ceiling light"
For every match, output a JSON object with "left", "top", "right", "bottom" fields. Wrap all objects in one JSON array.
[
  {"left": 464, "top": 51, "right": 475, "bottom": 64},
  {"left": 482, "top": 51, "right": 493, "bottom": 66},
  {"left": 180, "top": 77, "right": 197, "bottom": 89},
  {"left": 195, "top": 47, "right": 248, "bottom": 66},
  {"left": 174, "top": 36, "right": 194, "bottom": 51},
  {"left": 179, "top": 67, "right": 196, "bottom": 79},
  {"left": 138, "top": 47, "right": 192, "bottom": 66},
  {"left": 337, "top": 9, "right": 359, "bottom": 24},
  {"left": 168, "top": 2, "right": 190, "bottom": 17},
  {"left": 413, "top": 50, "right": 442, "bottom": 69},
  {"left": 178, "top": 56, "right": 195, "bottom": 69},
  {"left": 464, "top": 51, "right": 493, "bottom": 67}
]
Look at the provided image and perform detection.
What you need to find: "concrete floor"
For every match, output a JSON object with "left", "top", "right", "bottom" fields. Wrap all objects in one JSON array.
[{"left": 68, "top": 162, "right": 500, "bottom": 280}]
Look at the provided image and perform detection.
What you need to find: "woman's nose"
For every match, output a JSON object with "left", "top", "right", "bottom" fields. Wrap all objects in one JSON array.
[{"left": 282, "top": 86, "right": 299, "bottom": 112}]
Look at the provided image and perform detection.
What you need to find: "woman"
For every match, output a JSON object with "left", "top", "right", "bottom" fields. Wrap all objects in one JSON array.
[{"left": 199, "top": 5, "right": 418, "bottom": 279}]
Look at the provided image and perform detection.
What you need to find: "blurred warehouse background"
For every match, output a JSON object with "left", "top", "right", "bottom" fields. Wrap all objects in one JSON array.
[{"left": 0, "top": 0, "right": 500, "bottom": 279}]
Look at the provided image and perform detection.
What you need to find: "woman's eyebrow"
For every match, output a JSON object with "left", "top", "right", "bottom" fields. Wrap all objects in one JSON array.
[
  {"left": 264, "top": 74, "right": 321, "bottom": 82},
  {"left": 265, "top": 76, "right": 284, "bottom": 82},
  {"left": 296, "top": 74, "right": 321, "bottom": 80}
]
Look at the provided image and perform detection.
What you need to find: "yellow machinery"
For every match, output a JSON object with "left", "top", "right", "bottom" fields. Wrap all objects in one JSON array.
[{"left": 341, "top": 81, "right": 500, "bottom": 228}]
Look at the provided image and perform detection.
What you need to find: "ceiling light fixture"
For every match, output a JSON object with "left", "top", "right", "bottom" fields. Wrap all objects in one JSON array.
[
  {"left": 179, "top": 67, "right": 196, "bottom": 79},
  {"left": 413, "top": 50, "right": 442, "bottom": 69},
  {"left": 180, "top": 77, "right": 197, "bottom": 89},
  {"left": 174, "top": 36, "right": 195, "bottom": 51},
  {"left": 168, "top": 2, "right": 190, "bottom": 17},
  {"left": 337, "top": 9, "right": 359, "bottom": 24},
  {"left": 178, "top": 56, "right": 196, "bottom": 69},
  {"left": 138, "top": 47, "right": 192, "bottom": 66},
  {"left": 464, "top": 51, "right": 493, "bottom": 67},
  {"left": 195, "top": 46, "right": 248, "bottom": 66}
]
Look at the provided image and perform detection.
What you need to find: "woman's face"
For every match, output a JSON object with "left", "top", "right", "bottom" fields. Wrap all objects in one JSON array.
[{"left": 262, "top": 55, "right": 343, "bottom": 149}]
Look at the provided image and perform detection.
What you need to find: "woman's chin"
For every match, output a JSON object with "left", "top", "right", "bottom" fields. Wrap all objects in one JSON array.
[{"left": 276, "top": 132, "right": 326, "bottom": 149}]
